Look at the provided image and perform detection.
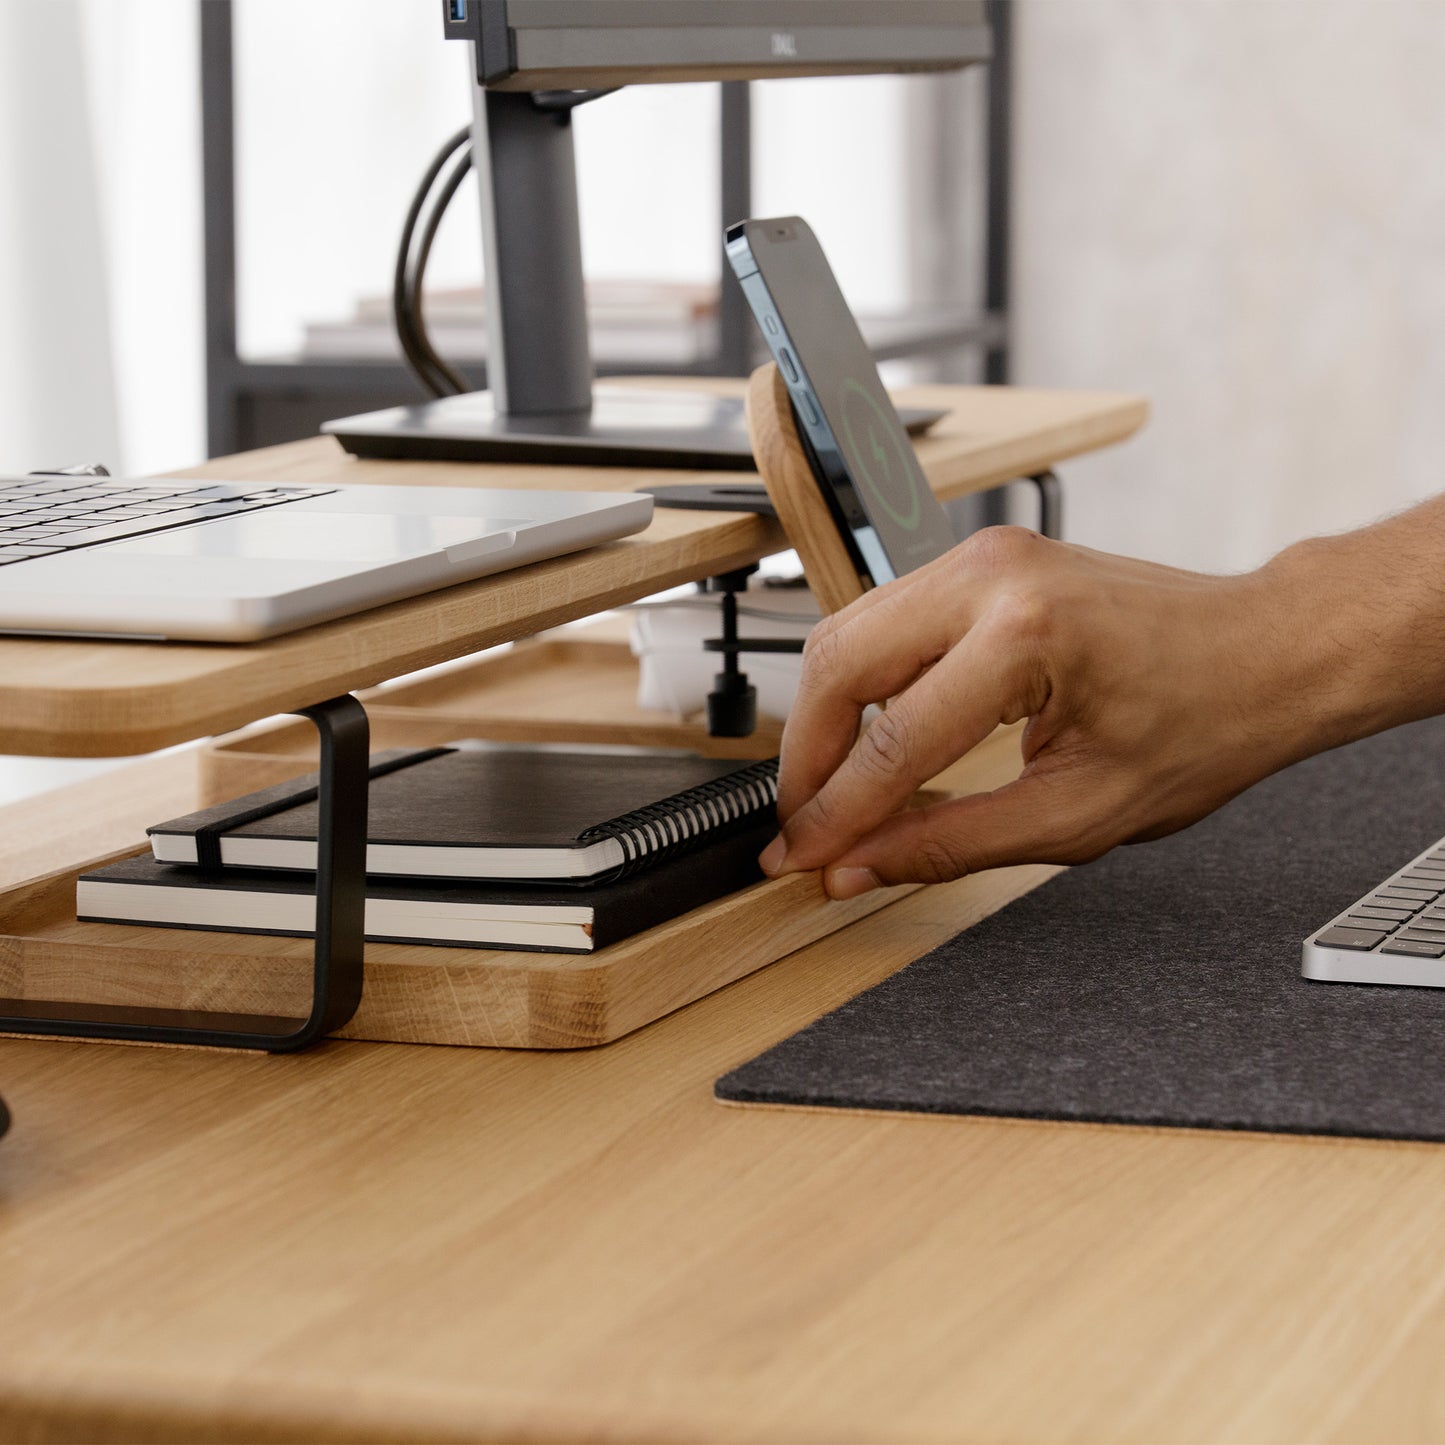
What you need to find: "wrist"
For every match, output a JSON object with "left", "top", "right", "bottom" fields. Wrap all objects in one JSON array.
[{"left": 1252, "top": 530, "right": 1424, "bottom": 757}]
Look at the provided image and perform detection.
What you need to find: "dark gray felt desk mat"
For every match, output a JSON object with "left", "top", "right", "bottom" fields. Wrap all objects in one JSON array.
[{"left": 717, "top": 718, "right": 1445, "bottom": 1141}]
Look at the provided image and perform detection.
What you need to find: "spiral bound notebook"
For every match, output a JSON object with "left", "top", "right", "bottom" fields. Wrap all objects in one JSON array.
[{"left": 148, "top": 744, "right": 779, "bottom": 885}]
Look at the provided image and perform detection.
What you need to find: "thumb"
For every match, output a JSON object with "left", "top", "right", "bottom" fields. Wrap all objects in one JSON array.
[{"left": 819, "top": 774, "right": 1116, "bottom": 898}]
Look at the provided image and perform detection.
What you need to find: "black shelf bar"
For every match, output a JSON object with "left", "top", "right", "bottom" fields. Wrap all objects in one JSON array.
[
  {"left": 200, "top": 0, "right": 240, "bottom": 459},
  {"left": 0, "top": 694, "right": 370, "bottom": 1053},
  {"left": 983, "top": 0, "right": 1012, "bottom": 386}
]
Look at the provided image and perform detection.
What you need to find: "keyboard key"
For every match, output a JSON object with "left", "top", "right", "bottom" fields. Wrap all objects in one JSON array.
[
  {"left": 1398, "top": 873, "right": 1445, "bottom": 890},
  {"left": 1395, "top": 920, "right": 1445, "bottom": 936},
  {"left": 0, "top": 483, "right": 334, "bottom": 561},
  {"left": 0, "top": 546, "right": 63, "bottom": 563},
  {"left": 1316, "top": 925, "right": 1388, "bottom": 949},
  {"left": 1356, "top": 905, "right": 1416, "bottom": 921},
  {"left": 1381, "top": 939, "right": 1445, "bottom": 958},
  {"left": 1344, "top": 914, "right": 1404, "bottom": 931},
  {"left": 1395, "top": 929, "right": 1445, "bottom": 945}
]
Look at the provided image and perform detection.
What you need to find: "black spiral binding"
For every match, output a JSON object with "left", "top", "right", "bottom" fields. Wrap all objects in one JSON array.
[{"left": 578, "top": 757, "right": 780, "bottom": 880}]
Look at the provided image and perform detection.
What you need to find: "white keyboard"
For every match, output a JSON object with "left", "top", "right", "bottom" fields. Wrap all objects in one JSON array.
[{"left": 1303, "top": 839, "right": 1445, "bottom": 987}]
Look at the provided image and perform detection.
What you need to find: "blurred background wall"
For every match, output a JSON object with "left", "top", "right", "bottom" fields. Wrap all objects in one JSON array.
[{"left": 1013, "top": 0, "right": 1445, "bottom": 573}]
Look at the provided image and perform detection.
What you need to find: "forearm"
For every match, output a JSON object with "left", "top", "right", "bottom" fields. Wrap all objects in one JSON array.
[{"left": 1260, "top": 493, "right": 1445, "bottom": 759}]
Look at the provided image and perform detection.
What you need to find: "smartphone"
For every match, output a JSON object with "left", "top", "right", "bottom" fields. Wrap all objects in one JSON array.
[{"left": 725, "top": 216, "right": 957, "bottom": 586}]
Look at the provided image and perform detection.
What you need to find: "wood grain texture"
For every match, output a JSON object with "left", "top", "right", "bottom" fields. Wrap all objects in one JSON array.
[
  {"left": 748, "top": 363, "right": 870, "bottom": 613},
  {"left": 0, "top": 751, "right": 201, "bottom": 893},
  {"left": 0, "top": 728, "right": 1024, "bottom": 1050},
  {"left": 199, "top": 636, "right": 783, "bottom": 804},
  {"left": 3, "top": 757, "right": 1442, "bottom": 1443},
  {"left": 0, "top": 378, "right": 1144, "bottom": 757}
]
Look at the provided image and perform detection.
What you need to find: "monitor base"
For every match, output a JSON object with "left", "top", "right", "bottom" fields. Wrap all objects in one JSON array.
[{"left": 322, "top": 384, "right": 943, "bottom": 472}]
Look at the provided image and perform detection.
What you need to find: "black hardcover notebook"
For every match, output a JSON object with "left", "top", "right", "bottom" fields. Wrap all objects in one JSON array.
[
  {"left": 84, "top": 816, "right": 772, "bottom": 954},
  {"left": 147, "top": 745, "right": 779, "bottom": 884}
]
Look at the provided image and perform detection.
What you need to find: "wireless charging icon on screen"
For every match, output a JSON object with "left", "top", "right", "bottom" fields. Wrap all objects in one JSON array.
[{"left": 837, "top": 378, "right": 921, "bottom": 531}]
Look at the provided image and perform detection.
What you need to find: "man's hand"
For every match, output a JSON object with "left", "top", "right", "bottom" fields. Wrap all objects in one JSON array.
[{"left": 759, "top": 522, "right": 1409, "bottom": 898}]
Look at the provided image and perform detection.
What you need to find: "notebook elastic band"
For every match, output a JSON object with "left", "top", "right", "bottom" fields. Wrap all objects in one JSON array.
[{"left": 191, "top": 747, "right": 452, "bottom": 871}]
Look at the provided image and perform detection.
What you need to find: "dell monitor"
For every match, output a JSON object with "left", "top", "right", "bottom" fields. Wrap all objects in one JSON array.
[{"left": 323, "top": 1, "right": 991, "bottom": 468}]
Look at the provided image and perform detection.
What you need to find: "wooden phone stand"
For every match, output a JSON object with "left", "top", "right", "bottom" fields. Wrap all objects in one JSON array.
[{"left": 747, "top": 361, "right": 871, "bottom": 612}]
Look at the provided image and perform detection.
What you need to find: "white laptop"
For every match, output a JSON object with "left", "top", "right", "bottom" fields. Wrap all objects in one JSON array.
[{"left": 0, "top": 471, "right": 652, "bottom": 641}]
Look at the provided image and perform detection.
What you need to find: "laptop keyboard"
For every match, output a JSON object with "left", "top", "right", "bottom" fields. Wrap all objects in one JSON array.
[{"left": 0, "top": 475, "right": 337, "bottom": 566}]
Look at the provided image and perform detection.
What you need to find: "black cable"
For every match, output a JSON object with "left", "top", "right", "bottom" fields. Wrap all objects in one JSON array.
[
  {"left": 396, "top": 93, "right": 621, "bottom": 399},
  {"left": 406, "top": 145, "right": 474, "bottom": 396},
  {"left": 393, "top": 124, "right": 471, "bottom": 398}
]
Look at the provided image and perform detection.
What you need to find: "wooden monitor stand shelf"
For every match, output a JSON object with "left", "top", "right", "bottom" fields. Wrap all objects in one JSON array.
[{"left": 0, "top": 373, "right": 1146, "bottom": 1049}]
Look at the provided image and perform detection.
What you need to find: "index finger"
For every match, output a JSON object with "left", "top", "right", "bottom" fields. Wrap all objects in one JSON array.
[
  {"left": 775, "top": 611, "right": 1034, "bottom": 873},
  {"left": 779, "top": 558, "right": 981, "bottom": 822}
]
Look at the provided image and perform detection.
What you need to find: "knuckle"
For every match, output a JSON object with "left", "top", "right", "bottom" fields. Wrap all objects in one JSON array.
[
  {"left": 911, "top": 833, "right": 972, "bottom": 885},
  {"left": 987, "top": 587, "right": 1054, "bottom": 646},
  {"left": 800, "top": 785, "right": 843, "bottom": 837},
  {"left": 800, "top": 617, "right": 845, "bottom": 675},
  {"left": 854, "top": 708, "right": 912, "bottom": 781},
  {"left": 954, "top": 524, "right": 1041, "bottom": 575}
]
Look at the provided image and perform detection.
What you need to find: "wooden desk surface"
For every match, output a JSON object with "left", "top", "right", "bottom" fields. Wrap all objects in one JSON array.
[
  {"left": 0, "top": 381, "right": 1145, "bottom": 758},
  {"left": 2, "top": 761, "right": 1443, "bottom": 1444}
]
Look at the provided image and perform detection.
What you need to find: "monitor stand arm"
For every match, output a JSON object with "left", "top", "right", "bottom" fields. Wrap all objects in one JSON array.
[
  {"left": 341, "top": 70, "right": 769, "bottom": 470},
  {"left": 471, "top": 87, "right": 593, "bottom": 418}
]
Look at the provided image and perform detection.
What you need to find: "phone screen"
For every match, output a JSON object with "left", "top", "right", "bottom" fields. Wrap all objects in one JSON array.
[{"left": 727, "top": 216, "right": 956, "bottom": 584}]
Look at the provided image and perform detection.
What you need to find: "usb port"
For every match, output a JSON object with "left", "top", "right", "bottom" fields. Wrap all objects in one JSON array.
[{"left": 448, "top": 0, "right": 467, "bottom": 21}]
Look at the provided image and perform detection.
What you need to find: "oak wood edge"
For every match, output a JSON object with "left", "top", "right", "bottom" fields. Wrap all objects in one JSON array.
[
  {"left": 747, "top": 362, "right": 869, "bottom": 615},
  {"left": 920, "top": 390, "right": 1150, "bottom": 500}
]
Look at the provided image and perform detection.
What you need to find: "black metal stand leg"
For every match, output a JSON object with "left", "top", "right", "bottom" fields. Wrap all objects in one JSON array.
[
  {"left": 1031, "top": 470, "right": 1063, "bottom": 540},
  {"left": 0, "top": 693, "right": 369, "bottom": 1054},
  {"left": 705, "top": 567, "right": 759, "bottom": 738}
]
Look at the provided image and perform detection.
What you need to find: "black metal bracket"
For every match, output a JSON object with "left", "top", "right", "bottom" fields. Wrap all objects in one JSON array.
[
  {"left": 700, "top": 567, "right": 807, "bottom": 739},
  {"left": 0, "top": 693, "right": 369, "bottom": 1055},
  {"left": 703, "top": 568, "right": 758, "bottom": 738},
  {"left": 648, "top": 470, "right": 1062, "bottom": 539},
  {"left": 693, "top": 467, "right": 1061, "bottom": 741}
]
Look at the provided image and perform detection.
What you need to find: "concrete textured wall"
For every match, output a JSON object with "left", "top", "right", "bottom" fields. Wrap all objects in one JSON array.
[{"left": 1012, "top": 0, "right": 1445, "bottom": 572}]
